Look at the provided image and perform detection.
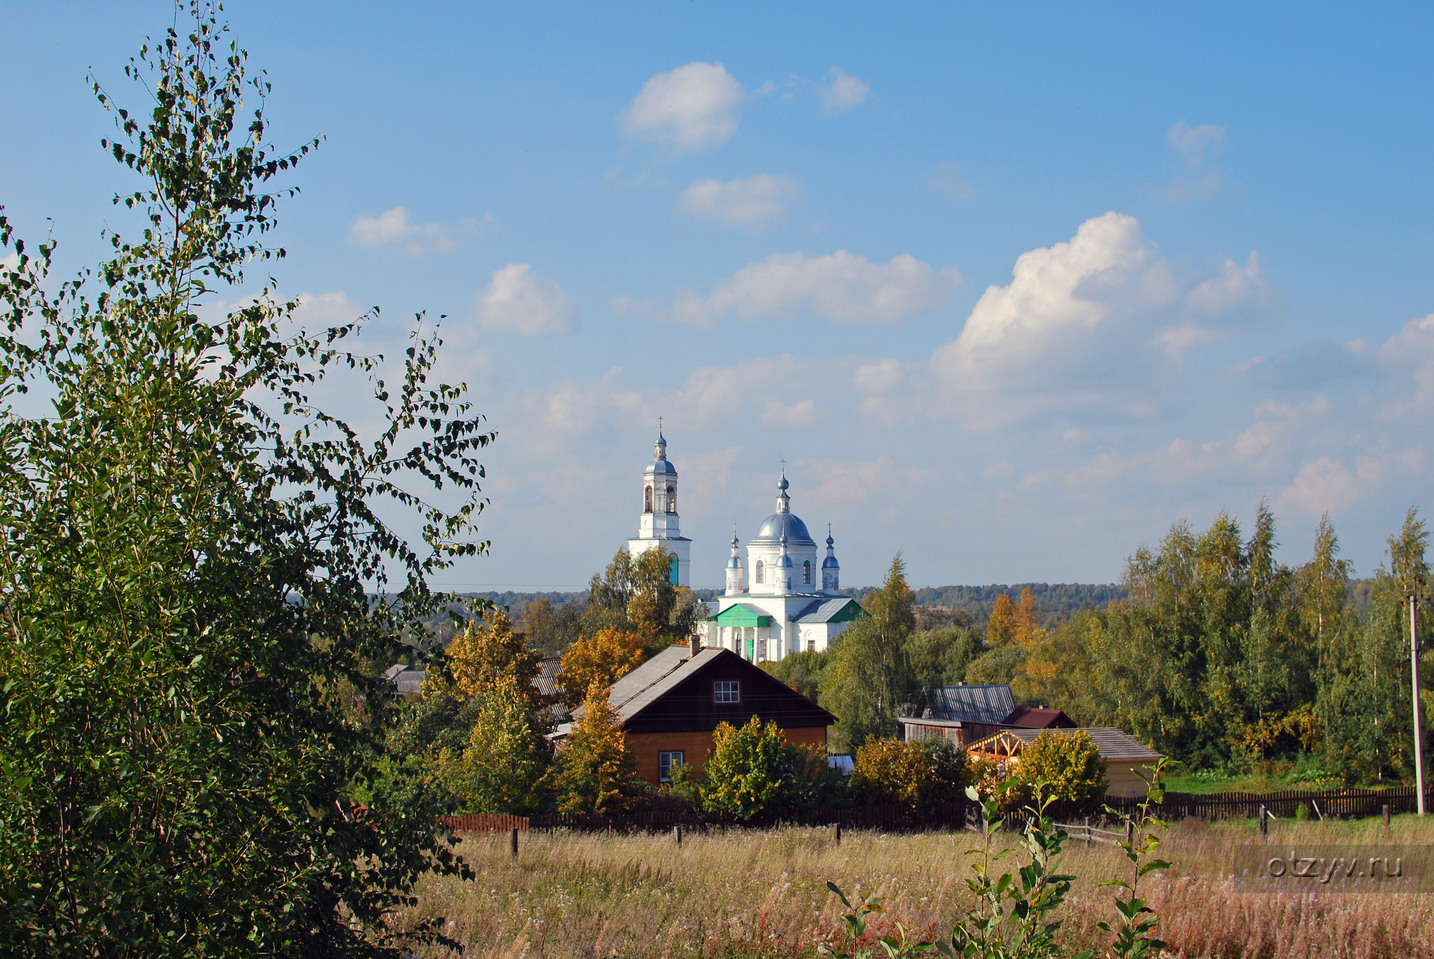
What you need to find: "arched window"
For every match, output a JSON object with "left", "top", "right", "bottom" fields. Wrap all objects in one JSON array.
[
  {"left": 803, "top": 560, "right": 812, "bottom": 584},
  {"left": 644, "top": 485, "right": 653, "bottom": 513},
  {"left": 755, "top": 560, "right": 764, "bottom": 584},
  {"left": 666, "top": 485, "right": 677, "bottom": 513}
]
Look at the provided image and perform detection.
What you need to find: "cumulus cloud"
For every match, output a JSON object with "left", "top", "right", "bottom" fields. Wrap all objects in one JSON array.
[
  {"left": 926, "top": 212, "right": 1271, "bottom": 428},
  {"left": 659, "top": 250, "right": 960, "bottom": 328},
  {"left": 681, "top": 174, "right": 799, "bottom": 226},
  {"left": 349, "top": 207, "right": 456, "bottom": 255},
  {"left": 819, "top": 67, "right": 870, "bottom": 113},
  {"left": 1275, "top": 457, "right": 1358, "bottom": 518},
  {"left": 476, "top": 264, "right": 578, "bottom": 336},
  {"left": 622, "top": 62, "right": 743, "bottom": 154},
  {"left": 1377, "top": 313, "right": 1434, "bottom": 409},
  {"left": 934, "top": 212, "right": 1175, "bottom": 377}
]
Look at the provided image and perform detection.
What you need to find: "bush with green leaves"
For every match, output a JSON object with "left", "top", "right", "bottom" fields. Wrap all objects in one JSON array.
[
  {"left": 0, "top": 5, "right": 490, "bottom": 955},
  {"left": 852, "top": 736, "right": 967, "bottom": 809},
  {"left": 697, "top": 716, "right": 800, "bottom": 820},
  {"left": 1007, "top": 729, "right": 1108, "bottom": 811}
]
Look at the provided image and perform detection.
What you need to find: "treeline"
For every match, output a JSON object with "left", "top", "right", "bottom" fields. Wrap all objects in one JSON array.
[{"left": 989, "top": 505, "right": 1432, "bottom": 782}]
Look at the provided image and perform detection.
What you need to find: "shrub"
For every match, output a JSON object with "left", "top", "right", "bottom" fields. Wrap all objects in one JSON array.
[
  {"left": 699, "top": 717, "right": 797, "bottom": 820},
  {"left": 1009, "top": 729, "right": 1108, "bottom": 809},
  {"left": 852, "top": 737, "right": 967, "bottom": 808}
]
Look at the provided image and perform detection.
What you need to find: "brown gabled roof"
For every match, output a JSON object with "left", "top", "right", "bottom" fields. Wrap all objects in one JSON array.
[
  {"left": 968, "top": 726, "right": 1163, "bottom": 763},
  {"left": 1002, "top": 706, "right": 1076, "bottom": 729},
  {"left": 573, "top": 644, "right": 835, "bottom": 731}
]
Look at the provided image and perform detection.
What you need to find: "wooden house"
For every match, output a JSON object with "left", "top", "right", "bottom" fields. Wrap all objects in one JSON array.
[
  {"left": 570, "top": 639, "right": 836, "bottom": 786},
  {"left": 965, "top": 727, "right": 1164, "bottom": 797}
]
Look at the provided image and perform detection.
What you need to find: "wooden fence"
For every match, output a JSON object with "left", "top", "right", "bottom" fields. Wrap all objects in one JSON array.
[{"left": 443, "top": 785, "right": 1434, "bottom": 835}]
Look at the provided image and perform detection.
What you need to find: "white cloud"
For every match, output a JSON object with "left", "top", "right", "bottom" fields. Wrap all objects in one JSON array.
[
  {"left": 476, "top": 264, "right": 578, "bottom": 336},
  {"left": 1167, "top": 121, "right": 1227, "bottom": 165},
  {"left": 926, "top": 212, "right": 1271, "bottom": 428},
  {"left": 349, "top": 207, "right": 455, "bottom": 255},
  {"left": 854, "top": 358, "right": 902, "bottom": 394},
  {"left": 820, "top": 67, "right": 870, "bottom": 114},
  {"left": 681, "top": 174, "right": 799, "bottom": 226},
  {"left": 666, "top": 250, "right": 960, "bottom": 328},
  {"left": 293, "top": 290, "right": 368, "bottom": 328},
  {"left": 933, "top": 212, "right": 1175, "bottom": 377},
  {"left": 760, "top": 398, "right": 819, "bottom": 430},
  {"left": 622, "top": 62, "right": 743, "bottom": 154},
  {"left": 1275, "top": 457, "right": 1358, "bottom": 518},
  {"left": 1377, "top": 312, "right": 1434, "bottom": 410}
]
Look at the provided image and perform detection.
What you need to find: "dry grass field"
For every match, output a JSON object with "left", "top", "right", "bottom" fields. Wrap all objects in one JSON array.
[{"left": 395, "top": 815, "right": 1434, "bottom": 959}]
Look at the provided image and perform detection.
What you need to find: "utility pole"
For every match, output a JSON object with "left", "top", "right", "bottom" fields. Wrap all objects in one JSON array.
[{"left": 1412, "top": 592, "right": 1426, "bottom": 816}]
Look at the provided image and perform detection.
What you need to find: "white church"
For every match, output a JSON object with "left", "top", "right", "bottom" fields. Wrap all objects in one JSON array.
[{"left": 624, "top": 430, "right": 864, "bottom": 663}]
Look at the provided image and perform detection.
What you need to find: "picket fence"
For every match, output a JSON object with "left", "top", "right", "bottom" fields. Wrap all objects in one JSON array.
[{"left": 443, "top": 784, "right": 1434, "bottom": 835}]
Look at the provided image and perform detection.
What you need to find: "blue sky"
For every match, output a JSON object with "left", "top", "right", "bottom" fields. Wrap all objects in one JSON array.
[{"left": 4, "top": 2, "right": 1432, "bottom": 589}]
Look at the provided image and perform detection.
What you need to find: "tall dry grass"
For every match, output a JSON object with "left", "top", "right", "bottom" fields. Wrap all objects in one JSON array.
[{"left": 392, "top": 814, "right": 1434, "bottom": 958}]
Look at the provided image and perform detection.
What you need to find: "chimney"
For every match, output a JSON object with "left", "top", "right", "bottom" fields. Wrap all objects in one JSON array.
[{"left": 689, "top": 634, "right": 701, "bottom": 658}]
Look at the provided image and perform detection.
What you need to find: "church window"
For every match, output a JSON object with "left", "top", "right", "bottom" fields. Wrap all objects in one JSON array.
[
  {"left": 803, "top": 560, "right": 812, "bottom": 584},
  {"left": 666, "top": 485, "right": 677, "bottom": 513},
  {"left": 754, "top": 560, "right": 764, "bottom": 584},
  {"left": 644, "top": 485, "right": 653, "bottom": 513}
]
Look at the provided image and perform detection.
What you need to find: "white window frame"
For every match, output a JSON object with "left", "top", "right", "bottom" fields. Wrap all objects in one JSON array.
[
  {"left": 713, "top": 680, "right": 740, "bottom": 703},
  {"left": 658, "top": 750, "right": 685, "bottom": 783}
]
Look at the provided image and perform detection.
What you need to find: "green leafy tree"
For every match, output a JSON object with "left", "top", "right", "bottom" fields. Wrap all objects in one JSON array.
[
  {"left": 0, "top": 7, "right": 490, "bottom": 955},
  {"left": 761, "top": 647, "right": 831, "bottom": 702},
  {"left": 698, "top": 716, "right": 797, "bottom": 820},
  {"left": 821, "top": 555, "right": 912, "bottom": 748},
  {"left": 852, "top": 737, "right": 967, "bottom": 809},
  {"left": 554, "top": 685, "right": 644, "bottom": 815},
  {"left": 1008, "top": 730, "right": 1108, "bottom": 808},
  {"left": 424, "top": 607, "right": 540, "bottom": 709},
  {"left": 583, "top": 546, "right": 703, "bottom": 650},
  {"left": 441, "top": 673, "right": 552, "bottom": 815}
]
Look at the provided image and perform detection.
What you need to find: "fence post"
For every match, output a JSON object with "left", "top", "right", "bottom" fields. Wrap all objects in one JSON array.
[
  {"left": 833, "top": 822, "right": 842, "bottom": 846},
  {"left": 1384, "top": 803, "right": 1391, "bottom": 838},
  {"left": 674, "top": 824, "right": 682, "bottom": 847},
  {"left": 1125, "top": 820, "right": 1134, "bottom": 847},
  {"left": 510, "top": 827, "right": 519, "bottom": 859},
  {"left": 1259, "top": 805, "right": 1268, "bottom": 841},
  {"left": 1084, "top": 815, "right": 1091, "bottom": 845}
]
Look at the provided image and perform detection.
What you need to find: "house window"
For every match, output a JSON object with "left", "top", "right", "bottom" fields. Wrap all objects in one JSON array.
[
  {"left": 714, "top": 680, "right": 740, "bottom": 703},
  {"left": 658, "top": 750, "right": 685, "bottom": 783}
]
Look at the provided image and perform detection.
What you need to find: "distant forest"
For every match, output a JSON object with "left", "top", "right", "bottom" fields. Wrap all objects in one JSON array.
[{"left": 460, "top": 582, "right": 1127, "bottom": 632}]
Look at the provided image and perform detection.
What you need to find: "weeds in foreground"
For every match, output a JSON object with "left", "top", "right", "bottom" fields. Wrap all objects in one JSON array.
[{"left": 829, "top": 760, "right": 1174, "bottom": 959}]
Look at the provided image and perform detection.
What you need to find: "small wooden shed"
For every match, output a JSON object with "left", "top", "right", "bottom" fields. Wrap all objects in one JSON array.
[{"left": 966, "top": 727, "right": 1164, "bottom": 797}]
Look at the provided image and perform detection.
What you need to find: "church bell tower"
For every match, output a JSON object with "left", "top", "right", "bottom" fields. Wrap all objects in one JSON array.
[{"left": 626, "top": 423, "right": 692, "bottom": 586}]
